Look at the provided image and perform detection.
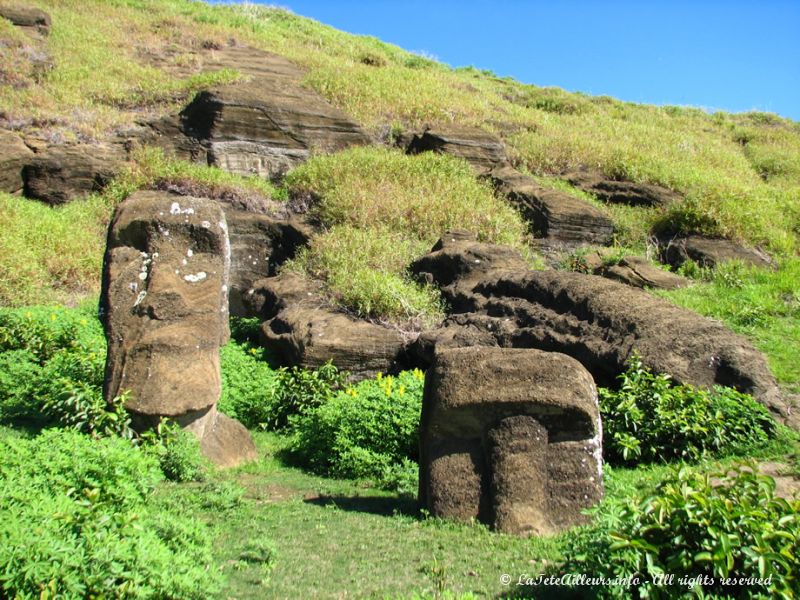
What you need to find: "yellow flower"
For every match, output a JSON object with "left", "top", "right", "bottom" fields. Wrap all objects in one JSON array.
[
  {"left": 398, "top": 385, "right": 405, "bottom": 395},
  {"left": 50, "top": 314, "right": 56, "bottom": 321}
]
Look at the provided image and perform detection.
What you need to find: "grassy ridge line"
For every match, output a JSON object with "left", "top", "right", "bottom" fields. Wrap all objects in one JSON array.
[{"left": 1, "top": 0, "right": 798, "bottom": 253}]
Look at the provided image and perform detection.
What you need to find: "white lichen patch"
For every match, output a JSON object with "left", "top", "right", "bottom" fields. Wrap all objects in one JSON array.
[
  {"left": 187, "top": 249, "right": 193, "bottom": 257},
  {"left": 200, "top": 220, "right": 211, "bottom": 229},
  {"left": 184, "top": 272, "right": 207, "bottom": 283},
  {"left": 170, "top": 202, "right": 195, "bottom": 216}
]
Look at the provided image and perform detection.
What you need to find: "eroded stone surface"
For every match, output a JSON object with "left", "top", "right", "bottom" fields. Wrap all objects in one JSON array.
[
  {"left": 406, "top": 126, "right": 508, "bottom": 175},
  {"left": 413, "top": 236, "right": 789, "bottom": 424},
  {"left": 255, "top": 272, "right": 409, "bottom": 380},
  {"left": 658, "top": 235, "right": 773, "bottom": 270},
  {"left": 490, "top": 166, "right": 613, "bottom": 246},
  {"left": 178, "top": 46, "right": 370, "bottom": 179},
  {"left": 0, "top": 129, "right": 32, "bottom": 193},
  {"left": 419, "top": 347, "right": 603, "bottom": 535},
  {"left": 22, "top": 143, "right": 126, "bottom": 204},
  {"left": 0, "top": 5, "right": 51, "bottom": 35},
  {"left": 565, "top": 168, "right": 680, "bottom": 207},
  {"left": 101, "top": 190, "right": 255, "bottom": 466}
]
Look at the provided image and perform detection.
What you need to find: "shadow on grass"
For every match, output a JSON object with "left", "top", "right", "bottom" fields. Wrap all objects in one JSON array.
[
  {"left": 304, "top": 493, "right": 419, "bottom": 517},
  {"left": 495, "top": 585, "right": 593, "bottom": 599}
]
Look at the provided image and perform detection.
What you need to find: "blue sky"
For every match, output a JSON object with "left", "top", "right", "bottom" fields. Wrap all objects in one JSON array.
[{"left": 220, "top": 1, "right": 800, "bottom": 120}]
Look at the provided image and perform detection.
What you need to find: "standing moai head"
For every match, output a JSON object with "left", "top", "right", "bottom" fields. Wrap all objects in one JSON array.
[
  {"left": 419, "top": 347, "right": 604, "bottom": 535},
  {"left": 101, "top": 190, "right": 255, "bottom": 467}
]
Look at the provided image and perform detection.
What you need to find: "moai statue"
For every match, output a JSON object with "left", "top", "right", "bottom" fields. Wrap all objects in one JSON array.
[
  {"left": 419, "top": 347, "right": 603, "bottom": 535},
  {"left": 101, "top": 190, "right": 256, "bottom": 467}
]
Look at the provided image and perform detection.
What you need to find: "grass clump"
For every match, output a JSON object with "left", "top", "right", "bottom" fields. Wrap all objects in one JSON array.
[
  {"left": 284, "top": 147, "right": 528, "bottom": 324},
  {"left": 599, "top": 354, "right": 777, "bottom": 465}
]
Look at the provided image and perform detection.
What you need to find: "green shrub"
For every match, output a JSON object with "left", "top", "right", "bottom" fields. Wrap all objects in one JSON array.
[
  {"left": 600, "top": 355, "right": 772, "bottom": 463},
  {"left": 290, "top": 369, "right": 424, "bottom": 481},
  {"left": 600, "top": 355, "right": 775, "bottom": 465},
  {"left": 0, "top": 429, "right": 221, "bottom": 598},
  {"left": 142, "top": 420, "right": 207, "bottom": 483},
  {"left": 562, "top": 463, "right": 800, "bottom": 599},
  {"left": 219, "top": 338, "right": 344, "bottom": 431},
  {"left": 219, "top": 339, "right": 280, "bottom": 429}
]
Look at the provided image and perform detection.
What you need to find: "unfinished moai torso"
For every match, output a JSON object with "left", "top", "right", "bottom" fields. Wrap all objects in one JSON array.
[
  {"left": 419, "top": 347, "right": 603, "bottom": 535},
  {"left": 101, "top": 190, "right": 255, "bottom": 467}
]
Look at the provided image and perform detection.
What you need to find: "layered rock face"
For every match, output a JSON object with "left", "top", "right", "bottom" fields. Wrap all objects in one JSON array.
[
  {"left": 564, "top": 168, "right": 680, "bottom": 207},
  {"left": 0, "top": 130, "right": 32, "bottom": 193},
  {"left": 489, "top": 166, "right": 614, "bottom": 246},
  {"left": 22, "top": 143, "right": 126, "bottom": 205},
  {"left": 0, "top": 5, "right": 51, "bottom": 36},
  {"left": 177, "top": 46, "right": 371, "bottom": 179},
  {"left": 406, "top": 126, "right": 509, "bottom": 175},
  {"left": 249, "top": 272, "right": 409, "bottom": 381},
  {"left": 101, "top": 190, "right": 255, "bottom": 467},
  {"left": 419, "top": 347, "right": 603, "bottom": 535},
  {"left": 411, "top": 236, "right": 789, "bottom": 424},
  {"left": 658, "top": 235, "right": 774, "bottom": 270}
]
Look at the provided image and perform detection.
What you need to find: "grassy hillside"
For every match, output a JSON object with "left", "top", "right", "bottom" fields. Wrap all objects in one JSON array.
[{"left": 2, "top": 0, "right": 798, "bottom": 251}]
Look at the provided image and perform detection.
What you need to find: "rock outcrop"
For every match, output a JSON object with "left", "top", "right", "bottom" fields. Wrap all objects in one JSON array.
[
  {"left": 0, "top": 5, "right": 51, "bottom": 36},
  {"left": 252, "top": 271, "right": 409, "bottom": 380},
  {"left": 412, "top": 237, "right": 789, "bottom": 423},
  {"left": 579, "top": 250, "right": 690, "bottom": 290},
  {"left": 489, "top": 166, "right": 614, "bottom": 246},
  {"left": 419, "top": 347, "right": 603, "bottom": 535},
  {"left": 101, "top": 190, "right": 256, "bottom": 466},
  {"left": 658, "top": 235, "right": 773, "bottom": 270},
  {"left": 564, "top": 169, "right": 680, "bottom": 207},
  {"left": 22, "top": 143, "right": 126, "bottom": 205},
  {"left": 223, "top": 210, "right": 311, "bottom": 316},
  {"left": 406, "top": 126, "right": 508, "bottom": 175},
  {"left": 176, "top": 46, "right": 370, "bottom": 179},
  {"left": 0, "top": 130, "right": 32, "bottom": 193}
]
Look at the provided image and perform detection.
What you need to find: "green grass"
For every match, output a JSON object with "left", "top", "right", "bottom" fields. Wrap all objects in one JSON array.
[
  {"left": 284, "top": 147, "right": 529, "bottom": 325},
  {"left": 3, "top": 0, "right": 797, "bottom": 256},
  {"left": 0, "top": 147, "right": 282, "bottom": 306},
  {"left": 658, "top": 258, "right": 800, "bottom": 393},
  {"left": 173, "top": 431, "right": 564, "bottom": 599}
]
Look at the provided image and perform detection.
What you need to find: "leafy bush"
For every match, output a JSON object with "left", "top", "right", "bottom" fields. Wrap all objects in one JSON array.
[
  {"left": 219, "top": 340, "right": 281, "bottom": 429},
  {"left": 562, "top": 463, "right": 800, "bottom": 599},
  {"left": 599, "top": 354, "right": 775, "bottom": 464},
  {"left": 219, "top": 338, "right": 345, "bottom": 431},
  {"left": 290, "top": 369, "right": 424, "bottom": 481},
  {"left": 0, "top": 305, "right": 133, "bottom": 435},
  {"left": 142, "top": 420, "right": 207, "bottom": 483},
  {"left": 0, "top": 429, "right": 222, "bottom": 598}
]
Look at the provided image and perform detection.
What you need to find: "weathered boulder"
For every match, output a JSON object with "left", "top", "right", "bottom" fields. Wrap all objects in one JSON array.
[
  {"left": 410, "top": 230, "right": 530, "bottom": 311},
  {"left": 565, "top": 169, "right": 680, "bottom": 207},
  {"left": 598, "top": 256, "right": 690, "bottom": 290},
  {"left": 101, "top": 190, "right": 255, "bottom": 466},
  {"left": 489, "top": 166, "right": 614, "bottom": 246},
  {"left": 179, "top": 46, "right": 370, "bottom": 179},
  {"left": 22, "top": 143, "right": 126, "bottom": 204},
  {"left": 419, "top": 347, "right": 603, "bottom": 535},
  {"left": 0, "top": 130, "right": 32, "bottom": 193},
  {"left": 413, "top": 237, "right": 788, "bottom": 423},
  {"left": 406, "top": 126, "right": 508, "bottom": 174},
  {"left": 223, "top": 210, "right": 311, "bottom": 316},
  {"left": 658, "top": 235, "right": 773, "bottom": 270},
  {"left": 579, "top": 250, "right": 690, "bottom": 290},
  {"left": 256, "top": 272, "right": 408, "bottom": 380},
  {"left": 0, "top": 5, "right": 51, "bottom": 35}
]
